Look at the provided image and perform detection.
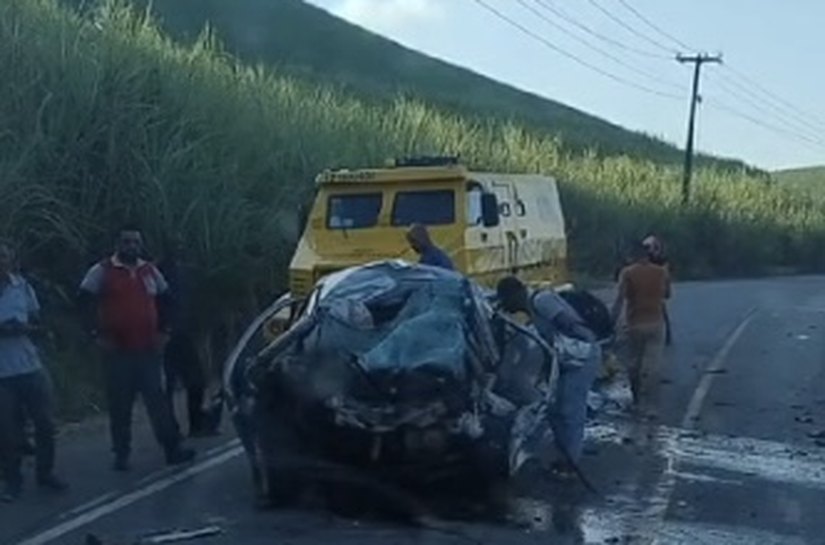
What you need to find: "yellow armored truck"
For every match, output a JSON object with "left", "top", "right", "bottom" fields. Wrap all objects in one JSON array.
[{"left": 288, "top": 156, "right": 568, "bottom": 297}]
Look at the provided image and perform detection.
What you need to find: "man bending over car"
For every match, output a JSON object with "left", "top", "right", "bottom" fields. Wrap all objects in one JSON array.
[{"left": 496, "top": 276, "right": 600, "bottom": 475}]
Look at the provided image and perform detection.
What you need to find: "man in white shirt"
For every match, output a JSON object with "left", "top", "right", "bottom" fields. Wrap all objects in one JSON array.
[{"left": 0, "top": 242, "right": 67, "bottom": 501}]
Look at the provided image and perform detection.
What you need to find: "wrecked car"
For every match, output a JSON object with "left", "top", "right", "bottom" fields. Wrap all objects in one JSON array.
[{"left": 223, "top": 261, "right": 559, "bottom": 504}]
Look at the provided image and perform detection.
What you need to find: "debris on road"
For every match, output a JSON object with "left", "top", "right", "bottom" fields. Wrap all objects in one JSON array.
[{"left": 135, "top": 526, "right": 223, "bottom": 544}]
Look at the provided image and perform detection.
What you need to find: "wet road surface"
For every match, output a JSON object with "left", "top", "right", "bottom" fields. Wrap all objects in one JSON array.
[{"left": 4, "top": 276, "right": 825, "bottom": 544}]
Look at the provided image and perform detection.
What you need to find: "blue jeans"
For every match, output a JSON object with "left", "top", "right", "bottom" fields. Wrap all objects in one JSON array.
[{"left": 551, "top": 344, "right": 601, "bottom": 463}]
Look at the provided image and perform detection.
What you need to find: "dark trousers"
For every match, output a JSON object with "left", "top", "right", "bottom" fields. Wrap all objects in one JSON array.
[
  {"left": 104, "top": 350, "right": 180, "bottom": 459},
  {"left": 0, "top": 370, "right": 56, "bottom": 486},
  {"left": 164, "top": 333, "right": 206, "bottom": 435}
]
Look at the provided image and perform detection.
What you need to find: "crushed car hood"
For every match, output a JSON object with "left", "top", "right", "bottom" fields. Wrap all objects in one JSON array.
[{"left": 227, "top": 260, "right": 558, "bottom": 477}]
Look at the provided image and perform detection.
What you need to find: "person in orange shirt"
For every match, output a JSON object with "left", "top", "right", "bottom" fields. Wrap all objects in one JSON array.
[
  {"left": 612, "top": 241, "right": 671, "bottom": 408},
  {"left": 642, "top": 234, "right": 673, "bottom": 345}
]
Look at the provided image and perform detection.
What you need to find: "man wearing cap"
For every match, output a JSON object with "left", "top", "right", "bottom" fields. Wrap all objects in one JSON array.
[
  {"left": 612, "top": 241, "right": 671, "bottom": 409},
  {"left": 642, "top": 235, "right": 672, "bottom": 345}
]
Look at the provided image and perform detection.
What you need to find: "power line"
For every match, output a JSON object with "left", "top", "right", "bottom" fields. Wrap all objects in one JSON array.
[
  {"left": 709, "top": 73, "right": 825, "bottom": 144},
  {"left": 471, "top": 0, "right": 684, "bottom": 100},
  {"left": 706, "top": 99, "right": 825, "bottom": 152},
  {"left": 532, "top": 0, "right": 670, "bottom": 59},
  {"left": 585, "top": 0, "right": 677, "bottom": 55},
  {"left": 516, "top": 0, "right": 683, "bottom": 92},
  {"left": 723, "top": 65, "right": 825, "bottom": 131},
  {"left": 614, "top": 0, "right": 694, "bottom": 52},
  {"left": 475, "top": 0, "right": 824, "bottom": 158},
  {"left": 593, "top": 0, "right": 825, "bottom": 151}
]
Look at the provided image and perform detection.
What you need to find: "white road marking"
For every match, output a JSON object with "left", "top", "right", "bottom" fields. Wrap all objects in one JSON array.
[
  {"left": 590, "top": 419, "right": 825, "bottom": 491},
  {"left": 669, "top": 470, "right": 742, "bottom": 487},
  {"left": 14, "top": 441, "right": 243, "bottom": 545},
  {"left": 657, "top": 520, "right": 807, "bottom": 545},
  {"left": 577, "top": 507, "right": 807, "bottom": 545},
  {"left": 612, "top": 307, "right": 759, "bottom": 545},
  {"left": 56, "top": 439, "right": 241, "bottom": 521},
  {"left": 681, "top": 307, "right": 758, "bottom": 429},
  {"left": 675, "top": 434, "right": 825, "bottom": 491}
]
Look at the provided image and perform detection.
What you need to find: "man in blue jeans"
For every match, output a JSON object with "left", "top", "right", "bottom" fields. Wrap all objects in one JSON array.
[
  {"left": 497, "top": 276, "right": 601, "bottom": 475},
  {"left": 0, "top": 242, "right": 67, "bottom": 501}
]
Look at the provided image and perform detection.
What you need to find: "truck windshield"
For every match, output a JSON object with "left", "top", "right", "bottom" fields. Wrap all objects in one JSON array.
[
  {"left": 327, "top": 193, "right": 382, "bottom": 229},
  {"left": 391, "top": 189, "right": 455, "bottom": 226}
]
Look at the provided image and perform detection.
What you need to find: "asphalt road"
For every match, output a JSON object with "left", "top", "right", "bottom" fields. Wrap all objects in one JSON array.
[{"left": 4, "top": 276, "right": 825, "bottom": 545}]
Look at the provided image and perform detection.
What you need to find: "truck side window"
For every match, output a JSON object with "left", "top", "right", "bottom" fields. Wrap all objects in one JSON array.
[
  {"left": 391, "top": 190, "right": 455, "bottom": 226},
  {"left": 466, "top": 183, "right": 483, "bottom": 226},
  {"left": 327, "top": 193, "right": 382, "bottom": 229}
]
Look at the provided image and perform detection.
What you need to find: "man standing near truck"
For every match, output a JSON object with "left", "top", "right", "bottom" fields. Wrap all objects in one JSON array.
[
  {"left": 406, "top": 224, "right": 454, "bottom": 271},
  {"left": 79, "top": 226, "right": 195, "bottom": 471}
]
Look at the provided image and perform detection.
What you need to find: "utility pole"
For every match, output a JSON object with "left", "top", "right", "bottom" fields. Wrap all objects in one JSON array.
[{"left": 677, "top": 53, "right": 722, "bottom": 205}]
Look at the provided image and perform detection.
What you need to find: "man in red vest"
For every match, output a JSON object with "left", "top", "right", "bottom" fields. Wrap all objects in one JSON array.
[{"left": 79, "top": 226, "right": 195, "bottom": 471}]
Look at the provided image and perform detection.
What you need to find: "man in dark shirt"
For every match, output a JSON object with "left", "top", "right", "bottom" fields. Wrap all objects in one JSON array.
[
  {"left": 406, "top": 224, "right": 454, "bottom": 271},
  {"left": 158, "top": 234, "right": 209, "bottom": 437}
]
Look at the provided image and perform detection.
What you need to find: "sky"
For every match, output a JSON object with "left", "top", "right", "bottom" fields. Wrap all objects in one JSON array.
[{"left": 305, "top": 0, "right": 824, "bottom": 170}]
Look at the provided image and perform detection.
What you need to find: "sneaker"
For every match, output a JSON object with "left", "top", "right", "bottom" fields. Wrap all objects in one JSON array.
[
  {"left": 37, "top": 474, "right": 69, "bottom": 492},
  {"left": 165, "top": 447, "right": 196, "bottom": 466},
  {"left": 112, "top": 456, "right": 131, "bottom": 472}
]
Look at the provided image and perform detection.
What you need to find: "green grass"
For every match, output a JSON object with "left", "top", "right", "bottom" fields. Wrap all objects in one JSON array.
[
  {"left": 2, "top": 0, "right": 825, "bottom": 410},
  {"left": 774, "top": 166, "right": 825, "bottom": 201},
  {"left": 64, "top": 0, "right": 753, "bottom": 173}
]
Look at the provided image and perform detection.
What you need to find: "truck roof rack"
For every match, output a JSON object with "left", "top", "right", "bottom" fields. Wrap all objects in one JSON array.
[{"left": 394, "top": 156, "right": 460, "bottom": 168}]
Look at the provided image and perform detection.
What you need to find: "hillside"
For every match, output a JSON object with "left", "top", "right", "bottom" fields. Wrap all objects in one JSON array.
[
  {"left": 771, "top": 166, "right": 825, "bottom": 199},
  {"left": 66, "top": 0, "right": 749, "bottom": 171}
]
